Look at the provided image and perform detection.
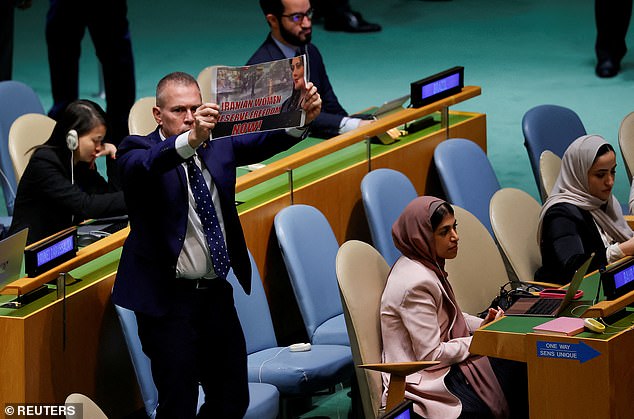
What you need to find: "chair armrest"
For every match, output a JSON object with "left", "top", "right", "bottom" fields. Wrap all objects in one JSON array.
[
  {"left": 625, "top": 215, "right": 634, "bottom": 230},
  {"left": 359, "top": 361, "right": 440, "bottom": 411}
]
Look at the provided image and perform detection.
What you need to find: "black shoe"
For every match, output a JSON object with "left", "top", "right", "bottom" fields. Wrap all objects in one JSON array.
[
  {"left": 596, "top": 58, "right": 620, "bottom": 78},
  {"left": 324, "top": 11, "right": 382, "bottom": 33}
]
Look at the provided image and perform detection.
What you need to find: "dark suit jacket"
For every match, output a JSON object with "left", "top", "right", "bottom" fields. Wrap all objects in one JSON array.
[
  {"left": 9, "top": 146, "right": 125, "bottom": 244},
  {"left": 112, "top": 127, "right": 304, "bottom": 316},
  {"left": 247, "top": 35, "right": 347, "bottom": 139},
  {"left": 535, "top": 203, "right": 608, "bottom": 284}
]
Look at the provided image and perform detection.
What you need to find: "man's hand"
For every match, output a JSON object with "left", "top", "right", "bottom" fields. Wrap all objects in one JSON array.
[
  {"left": 188, "top": 103, "right": 220, "bottom": 148},
  {"left": 301, "top": 82, "right": 321, "bottom": 125}
]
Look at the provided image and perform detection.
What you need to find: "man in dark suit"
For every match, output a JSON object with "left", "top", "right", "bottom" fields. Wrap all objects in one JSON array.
[
  {"left": 112, "top": 72, "right": 321, "bottom": 418},
  {"left": 248, "top": 0, "right": 373, "bottom": 139},
  {"left": 46, "top": 0, "right": 136, "bottom": 186}
]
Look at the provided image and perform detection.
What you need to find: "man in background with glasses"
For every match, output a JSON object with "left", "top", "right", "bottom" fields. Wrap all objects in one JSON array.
[{"left": 248, "top": 0, "right": 374, "bottom": 139}]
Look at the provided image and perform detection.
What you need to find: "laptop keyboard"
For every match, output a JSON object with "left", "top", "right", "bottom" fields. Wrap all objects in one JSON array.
[{"left": 526, "top": 298, "right": 560, "bottom": 315}]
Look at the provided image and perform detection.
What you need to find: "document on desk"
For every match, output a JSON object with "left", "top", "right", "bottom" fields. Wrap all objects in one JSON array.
[{"left": 207, "top": 56, "right": 308, "bottom": 138}]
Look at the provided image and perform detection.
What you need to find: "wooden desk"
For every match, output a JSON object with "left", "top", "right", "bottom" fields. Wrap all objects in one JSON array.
[
  {"left": 470, "top": 274, "right": 634, "bottom": 418},
  {"left": 0, "top": 230, "right": 141, "bottom": 416}
]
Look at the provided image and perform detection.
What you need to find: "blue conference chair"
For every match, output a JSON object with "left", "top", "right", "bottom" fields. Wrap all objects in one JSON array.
[
  {"left": 114, "top": 304, "right": 280, "bottom": 419},
  {"left": 274, "top": 204, "right": 350, "bottom": 346},
  {"left": 433, "top": 138, "right": 500, "bottom": 236},
  {"left": 228, "top": 249, "right": 352, "bottom": 399},
  {"left": 0, "top": 80, "right": 45, "bottom": 228},
  {"left": 361, "top": 168, "right": 417, "bottom": 267},
  {"left": 522, "top": 104, "right": 586, "bottom": 201}
]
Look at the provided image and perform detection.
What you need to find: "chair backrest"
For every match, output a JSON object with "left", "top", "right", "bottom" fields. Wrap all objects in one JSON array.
[
  {"left": 128, "top": 96, "right": 157, "bottom": 136},
  {"left": 114, "top": 304, "right": 159, "bottom": 418},
  {"left": 0, "top": 80, "right": 45, "bottom": 216},
  {"left": 361, "top": 168, "right": 418, "bottom": 266},
  {"left": 490, "top": 188, "right": 542, "bottom": 285},
  {"left": 65, "top": 393, "right": 107, "bottom": 419},
  {"left": 445, "top": 205, "right": 509, "bottom": 315},
  {"left": 197, "top": 65, "right": 225, "bottom": 104},
  {"left": 538, "top": 150, "right": 561, "bottom": 200},
  {"left": 522, "top": 104, "right": 586, "bottom": 198},
  {"left": 618, "top": 111, "right": 634, "bottom": 181},
  {"left": 336, "top": 240, "right": 391, "bottom": 419},
  {"left": 433, "top": 138, "right": 500, "bottom": 235},
  {"left": 8, "top": 113, "right": 56, "bottom": 182},
  {"left": 227, "top": 251, "right": 279, "bottom": 354},
  {"left": 274, "top": 204, "right": 345, "bottom": 344}
]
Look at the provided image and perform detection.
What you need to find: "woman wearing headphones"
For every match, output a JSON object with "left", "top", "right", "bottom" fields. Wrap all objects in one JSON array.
[{"left": 9, "top": 100, "right": 126, "bottom": 244}]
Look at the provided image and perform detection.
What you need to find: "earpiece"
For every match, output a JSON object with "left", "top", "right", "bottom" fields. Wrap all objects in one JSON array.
[{"left": 66, "top": 129, "right": 78, "bottom": 151}]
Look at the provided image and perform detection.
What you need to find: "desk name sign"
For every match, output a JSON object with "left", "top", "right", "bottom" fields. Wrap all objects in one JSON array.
[
  {"left": 24, "top": 227, "right": 78, "bottom": 277},
  {"left": 410, "top": 66, "right": 464, "bottom": 108}
]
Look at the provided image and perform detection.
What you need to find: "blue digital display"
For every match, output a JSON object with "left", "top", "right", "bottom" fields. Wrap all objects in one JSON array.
[
  {"left": 36, "top": 235, "right": 75, "bottom": 267},
  {"left": 614, "top": 263, "right": 634, "bottom": 289},
  {"left": 421, "top": 73, "right": 461, "bottom": 99},
  {"left": 410, "top": 66, "right": 464, "bottom": 108}
]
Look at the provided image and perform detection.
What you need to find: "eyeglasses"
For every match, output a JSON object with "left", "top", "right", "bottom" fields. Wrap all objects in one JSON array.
[{"left": 280, "top": 8, "right": 313, "bottom": 23}]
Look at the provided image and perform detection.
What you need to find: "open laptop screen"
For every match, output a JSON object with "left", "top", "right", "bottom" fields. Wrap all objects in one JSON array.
[{"left": 0, "top": 228, "right": 28, "bottom": 291}]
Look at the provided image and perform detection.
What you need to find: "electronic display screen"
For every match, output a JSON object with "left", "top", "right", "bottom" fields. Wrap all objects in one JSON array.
[
  {"left": 36, "top": 235, "right": 75, "bottom": 267},
  {"left": 614, "top": 263, "right": 634, "bottom": 290},
  {"left": 25, "top": 228, "right": 77, "bottom": 277},
  {"left": 410, "top": 66, "right": 464, "bottom": 108},
  {"left": 421, "top": 73, "right": 462, "bottom": 100},
  {"left": 600, "top": 257, "right": 634, "bottom": 300}
]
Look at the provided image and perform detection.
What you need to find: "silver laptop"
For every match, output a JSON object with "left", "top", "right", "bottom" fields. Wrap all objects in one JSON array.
[
  {"left": 0, "top": 228, "right": 28, "bottom": 292},
  {"left": 372, "top": 94, "right": 410, "bottom": 119},
  {"left": 505, "top": 253, "right": 594, "bottom": 317}
]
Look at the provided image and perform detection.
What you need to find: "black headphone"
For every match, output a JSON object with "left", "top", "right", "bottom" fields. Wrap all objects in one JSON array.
[{"left": 66, "top": 129, "right": 78, "bottom": 151}]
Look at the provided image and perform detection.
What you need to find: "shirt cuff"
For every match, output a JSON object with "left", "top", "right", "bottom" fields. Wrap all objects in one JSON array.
[
  {"left": 607, "top": 243, "right": 625, "bottom": 264},
  {"left": 175, "top": 131, "right": 196, "bottom": 159},
  {"left": 286, "top": 126, "right": 309, "bottom": 138},
  {"left": 339, "top": 117, "right": 362, "bottom": 134}
]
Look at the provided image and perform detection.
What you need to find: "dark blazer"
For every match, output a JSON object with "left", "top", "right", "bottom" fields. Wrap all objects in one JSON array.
[
  {"left": 112, "top": 128, "right": 304, "bottom": 316},
  {"left": 247, "top": 35, "right": 347, "bottom": 139},
  {"left": 535, "top": 202, "right": 608, "bottom": 284},
  {"left": 9, "top": 146, "right": 125, "bottom": 244}
]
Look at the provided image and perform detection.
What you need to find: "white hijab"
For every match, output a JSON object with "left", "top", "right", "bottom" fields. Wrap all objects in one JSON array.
[{"left": 537, "top": 134, "right": 633, "bottom": 243}]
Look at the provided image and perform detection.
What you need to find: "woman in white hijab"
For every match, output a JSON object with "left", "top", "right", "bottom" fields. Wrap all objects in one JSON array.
[{"left": 535, "top": 134, "right": 634, "bottom": 284}]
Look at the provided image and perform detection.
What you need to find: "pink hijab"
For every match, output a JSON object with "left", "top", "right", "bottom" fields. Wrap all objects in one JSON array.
[{"left": 392, "top": 196, "right": 509, "bottom": 419}]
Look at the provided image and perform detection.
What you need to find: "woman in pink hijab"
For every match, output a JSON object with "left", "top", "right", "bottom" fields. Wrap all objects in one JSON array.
[{"left": 381, "top": 196, "right": 527, "bottom": 418}]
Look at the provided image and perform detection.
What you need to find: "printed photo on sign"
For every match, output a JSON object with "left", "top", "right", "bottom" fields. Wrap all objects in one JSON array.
[{"left": 209, "top": 56, "right": 307, "bottom": 138}]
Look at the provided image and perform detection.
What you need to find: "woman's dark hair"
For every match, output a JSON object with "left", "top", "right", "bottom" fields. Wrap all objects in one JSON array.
[
  {"left": 44, "top": 99, "right": 107, "bottom": 150},
  {"left": 593, "top": 143, "right": 615, "bottom": 163},
  {"left": 430, "top": 202, "right": 454, "bottom": 231}
]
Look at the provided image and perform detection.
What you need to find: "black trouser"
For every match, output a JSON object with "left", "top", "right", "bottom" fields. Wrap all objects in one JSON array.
[
  {"left": 136, "top": 279, "right": 249, "bottom": 419},
  {"left": 595, "top": 0, "right": 633, "bottom": 62}
]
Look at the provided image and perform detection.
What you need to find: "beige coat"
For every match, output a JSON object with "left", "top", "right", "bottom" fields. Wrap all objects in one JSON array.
[{"left": 381, "top": 256, "right": 483, "bottom": 418}]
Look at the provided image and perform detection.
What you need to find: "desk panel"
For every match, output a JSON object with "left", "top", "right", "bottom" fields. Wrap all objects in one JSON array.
[
  {"left": 471, "top": 271, "right": 634, "bottom": 418},
  {"left": 0, "top": 250, "right": 141, "bottom": 417}
]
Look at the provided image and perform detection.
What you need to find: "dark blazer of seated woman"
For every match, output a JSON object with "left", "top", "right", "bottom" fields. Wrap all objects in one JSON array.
[
  {"left": 536, "top": 135, "right": 634, "bottom": 284},
  {"left": 9, "top": 100, "right": 126, "bottom": 244}
]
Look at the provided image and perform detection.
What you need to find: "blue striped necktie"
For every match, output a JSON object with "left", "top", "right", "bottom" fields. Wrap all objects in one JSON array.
[{"left": 186, "top": 156, "right": 230, "bottom": 279}]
